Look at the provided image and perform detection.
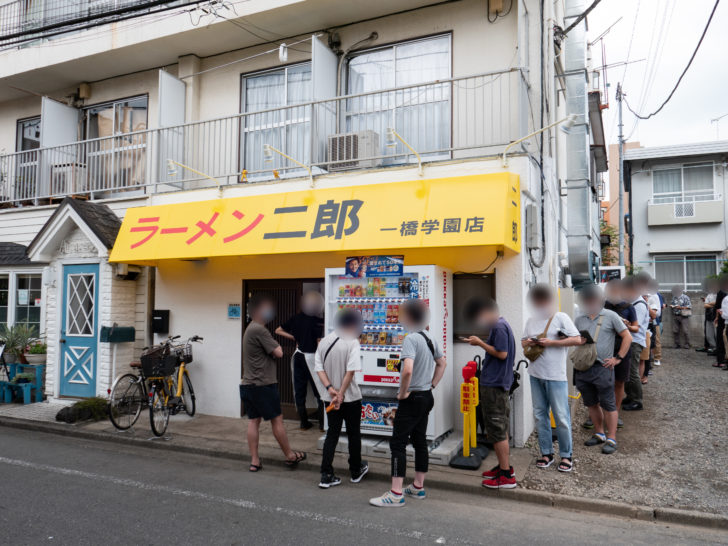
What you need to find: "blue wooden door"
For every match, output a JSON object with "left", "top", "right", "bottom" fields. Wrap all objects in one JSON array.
[{"left": 60, "top": 264, "right": 99, "bottom": 398}]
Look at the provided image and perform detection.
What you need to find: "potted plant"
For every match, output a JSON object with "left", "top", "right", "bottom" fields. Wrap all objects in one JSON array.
[
  {"left": 0, "top": 324, "right": 38, "bottom": 364},
  {"left": 25, "top": 340, "right": 47, "bottom": 365}
]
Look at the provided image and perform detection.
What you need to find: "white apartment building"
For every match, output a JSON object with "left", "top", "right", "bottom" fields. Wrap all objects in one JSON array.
[
  {"left": 624, "top": 141, "right": 728, "bottom": 291},
  {"left": 0, "top": 0, "right": 606, "bottom": 447}
]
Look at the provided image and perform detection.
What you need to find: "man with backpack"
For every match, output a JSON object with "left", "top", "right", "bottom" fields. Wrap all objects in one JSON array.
[
  {"left": 315, "top": 307, "right": 368, "bottom": 489},
  {"left": 370, "top": 299, "right": 447, "bottom": 507},
  {"left": 574, "top": 285, "right": 632, "bottom": 455}
]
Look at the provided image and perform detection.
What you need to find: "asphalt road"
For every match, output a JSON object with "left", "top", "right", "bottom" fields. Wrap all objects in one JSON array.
[{"left": 0, "top": 427, "right": 725, "bottom": 546}]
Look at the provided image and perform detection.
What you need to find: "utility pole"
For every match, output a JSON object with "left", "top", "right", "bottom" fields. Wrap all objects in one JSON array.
[{"left": 617, "top": 82, "right": 624, "bottom": 267}]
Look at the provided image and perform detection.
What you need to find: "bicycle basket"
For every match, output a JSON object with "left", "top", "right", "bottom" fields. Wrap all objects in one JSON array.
[
  {"left": 140, "top": 353, "right": 177, "bottom": 377},
  {"left": 181, "top": 343, "right": 193, "bottom": 364}
]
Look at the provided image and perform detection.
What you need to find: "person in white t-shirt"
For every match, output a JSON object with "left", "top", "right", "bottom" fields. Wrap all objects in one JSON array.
[
  {"left": 315, "top": 308, "right": 368, "bottom": 489},
  {"left": 522, "top": 284, "right": 582, "bottom": 473}
]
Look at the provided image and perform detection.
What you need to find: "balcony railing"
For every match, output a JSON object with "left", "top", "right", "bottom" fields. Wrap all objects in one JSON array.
[
  {"left": 0, "top": 0, "right": 188, "bottom": 46},
  {"left": 0, "top": 68, "right": 524, "bottom": 205},
  {"left": 648, "top": 190, "right": 721, "bottom": 206}
]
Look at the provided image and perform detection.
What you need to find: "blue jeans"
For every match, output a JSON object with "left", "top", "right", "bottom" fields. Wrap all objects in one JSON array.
[{"left": 529, "top": 376, "right": 572, "bottom": 458}]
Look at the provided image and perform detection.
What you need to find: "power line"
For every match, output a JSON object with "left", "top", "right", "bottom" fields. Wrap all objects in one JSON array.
[{"left": 624, "top": 0, "right": 720, "bottom": 121}]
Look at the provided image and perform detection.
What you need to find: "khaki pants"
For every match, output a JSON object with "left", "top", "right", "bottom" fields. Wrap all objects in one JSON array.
[{"left": 653, "top": 325, "right": 662, "bottom": 360}]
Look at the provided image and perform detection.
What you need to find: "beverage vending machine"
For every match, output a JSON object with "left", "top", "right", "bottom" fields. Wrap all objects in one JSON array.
[{"left": 324, "top": 265, "right": 454, "bottom": 440}]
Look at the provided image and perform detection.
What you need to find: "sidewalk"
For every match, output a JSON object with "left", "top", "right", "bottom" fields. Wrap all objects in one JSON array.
[{"left": 1, "top": 347, "right": 727, "bottom": 529}]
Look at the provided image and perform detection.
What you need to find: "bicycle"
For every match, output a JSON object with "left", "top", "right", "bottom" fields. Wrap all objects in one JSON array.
[{"left": 107, "top": 335, "right": 202, "bottom": 435}]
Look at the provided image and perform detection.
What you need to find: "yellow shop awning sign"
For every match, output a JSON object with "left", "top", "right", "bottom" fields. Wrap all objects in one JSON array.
[{"left": 109, "top": 173, "right": 520, "bottom": 263}]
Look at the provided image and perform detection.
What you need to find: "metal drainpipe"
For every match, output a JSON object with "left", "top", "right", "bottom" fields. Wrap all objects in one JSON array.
[{"left": 564, "top": 0, "right": 597, "bottom": 286}]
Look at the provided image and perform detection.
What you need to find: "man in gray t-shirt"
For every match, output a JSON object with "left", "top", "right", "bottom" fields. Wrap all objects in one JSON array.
[
  {"left": 370, "top": 300, "right": 447, "bottom": 508},
  {"left": 400, "top": 329, "right": 444, "bottom": 392},
  {"left": 574, "top": 285, "right": 632, "bottom": 456}
]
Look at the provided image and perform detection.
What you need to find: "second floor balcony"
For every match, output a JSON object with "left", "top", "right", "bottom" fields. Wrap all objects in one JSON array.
[
  {"left": 0, "top": 68, "right": 524, "bottom": 206},
  {"left": 647, "top": 190, "right": 724, "bottom": 226}
]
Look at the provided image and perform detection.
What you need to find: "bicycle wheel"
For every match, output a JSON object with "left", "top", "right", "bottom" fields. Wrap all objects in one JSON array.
[
  {"left": 108, "top": 374, "right": 143, "bottom": 430},
  {"left": 149, "top": 384, "right": 170, "bottom": 437},
  {"left": 181, "top": 371, "right": 196, "bottom": 417}
]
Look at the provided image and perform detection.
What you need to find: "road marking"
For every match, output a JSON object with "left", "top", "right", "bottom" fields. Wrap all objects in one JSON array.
[{"left": 0, "top": 456, "right": 477, "bottom": 544}]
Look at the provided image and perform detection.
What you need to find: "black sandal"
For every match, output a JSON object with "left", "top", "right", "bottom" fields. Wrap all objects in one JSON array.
[
  {"left": 536, "top": 454, "right": 554, "bottom": 468},
  {"left": 557, "top": 458, "right": 573, "bottom": 473},
  {"left": 285, "top": 451, "right": 306, "bottom": 468},
  {"left": 249, "top": 463, "right": 262, "bottom": 472}
]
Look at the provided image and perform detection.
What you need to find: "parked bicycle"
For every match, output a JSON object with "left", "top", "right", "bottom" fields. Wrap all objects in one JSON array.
[{"left": 107, "top": 335, "right": 202, "bottom": 436}]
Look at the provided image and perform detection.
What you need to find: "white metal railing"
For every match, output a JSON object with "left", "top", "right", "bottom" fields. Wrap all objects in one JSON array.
[
  {"left": 648, "top": 190, "right": 721, "bottom": 206},
  {"left": 0, "top": 68, "right": 524, "bottom": 204}
]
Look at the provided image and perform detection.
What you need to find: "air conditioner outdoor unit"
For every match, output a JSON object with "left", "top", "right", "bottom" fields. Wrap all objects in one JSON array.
[{"left": 327, "top": 131, "right": 380, "bottom": 171}]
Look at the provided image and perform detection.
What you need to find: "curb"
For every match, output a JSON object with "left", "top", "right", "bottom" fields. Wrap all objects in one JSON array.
[{"left": 2, "top": 416, "right": 727, "bottom": 531}]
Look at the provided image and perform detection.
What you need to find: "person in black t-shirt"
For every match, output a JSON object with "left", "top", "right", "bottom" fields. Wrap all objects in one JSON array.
[
  {"left": 604, "top": 279, "right": 639, "bottom": 419},
  {"left": 276, "top": 291, "right": 325, "bottom": 430},
  {"left": 715, "top": 275, "right": 728, "bottom": 368}
]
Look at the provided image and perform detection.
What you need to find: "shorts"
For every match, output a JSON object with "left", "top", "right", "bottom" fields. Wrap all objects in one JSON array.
[
  {"left": 239, "top": 383, "right": 282, "bottom": 421},
  {"left": 639, "top": 332, "right": 651, "bottom": 360},
  {"left": 574, "top": 363, "right": 616, "bottom": 412},
  {"left": 480, "top": 385, "right": 510, "bottom": 443},
  {"left": 614, "top": 349, "right": 631, "bottom": 383}
]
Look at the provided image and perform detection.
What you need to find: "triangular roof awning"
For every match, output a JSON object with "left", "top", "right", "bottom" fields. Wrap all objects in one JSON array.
[{"left": 26, "top": 197, "right": 121, "bottom": 262}]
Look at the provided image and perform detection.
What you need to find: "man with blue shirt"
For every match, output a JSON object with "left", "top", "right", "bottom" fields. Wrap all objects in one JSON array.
[{"left": 463, "top": 297, "right": 517, "bottom": 489}]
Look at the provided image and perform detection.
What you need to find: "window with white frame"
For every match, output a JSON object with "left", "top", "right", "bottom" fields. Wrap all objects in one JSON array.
[
  {"left": 240, "top": 63, "right": 312, "bottom": 175},
  {"left": 0, "top": 271, "right": 43, "bottom": 334},
  {"left": 346, "top": 35, "right": 451, "bottom": 164},
  {"left": 654, "top": 255, "right": 717, "bottom": 291},
  {"left": 652, "top": 162, "right": 715, "bottom": 205},
  {"left": 84, "top": 95, "right": 149, "bottom": 190}
]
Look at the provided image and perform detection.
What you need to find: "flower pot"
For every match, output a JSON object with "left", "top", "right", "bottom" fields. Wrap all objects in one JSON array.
[{"left": 24, "top": 353, "right": 47, "bottom": 365}]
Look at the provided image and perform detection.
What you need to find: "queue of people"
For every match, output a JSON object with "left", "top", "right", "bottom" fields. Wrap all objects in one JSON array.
[{"left": 238, "top": 273, "right": 716, "bottom": 502}]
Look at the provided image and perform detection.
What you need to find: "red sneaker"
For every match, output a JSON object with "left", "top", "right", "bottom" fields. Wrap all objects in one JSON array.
[
  {"left": 482, "top": 469, "right": 517, "bottom": 489},
  {"left": 482, "top": 465, "right": 515, "bottom": 479}
]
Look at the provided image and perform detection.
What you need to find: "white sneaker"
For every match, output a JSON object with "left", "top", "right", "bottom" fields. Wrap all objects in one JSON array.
[
  {"left": 403, "top": 484, "right": 426, "bottom": 499},
  {"left": 369, "top": 490, "right": 405, "bottom": 507},
  {"left": 653, "top": 360, "right": 661, "bottom": 366}
]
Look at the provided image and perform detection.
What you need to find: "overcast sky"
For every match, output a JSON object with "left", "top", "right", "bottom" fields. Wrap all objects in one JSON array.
[{"left": 587, "top": 0, "right": 728, "bottom": 148}]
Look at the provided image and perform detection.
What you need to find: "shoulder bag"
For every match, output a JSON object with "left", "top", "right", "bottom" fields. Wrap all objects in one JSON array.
[
  {"left": 569, "top": 315, "right": 604, "bottom": 372},
  {"left": 523, "top": 315, "right": 554, "bottom": 362}
]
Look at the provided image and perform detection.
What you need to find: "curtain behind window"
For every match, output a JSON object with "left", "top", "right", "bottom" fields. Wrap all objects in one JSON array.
[
  {"left": 685, "top": 256, "right": 715, "bottom": 287},
  {"left": 683, "top": 163, "right": 713, "bottom": 197},
  {"left": 346, "top": 35, "right": 450, "bottom": 163},
  {"left": 653, "top": 168, "right": 680, "bottom": 196},
  {"left": 654, "top": 256, "right": 683, "bottom": 288},
  {"left": 243, "top": 65, "right": 311, "bottom": 174}
]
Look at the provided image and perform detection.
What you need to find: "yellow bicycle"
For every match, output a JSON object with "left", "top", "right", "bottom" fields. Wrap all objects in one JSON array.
[{"left": 143, "top": 335, "right": 203, "bottom": 436}]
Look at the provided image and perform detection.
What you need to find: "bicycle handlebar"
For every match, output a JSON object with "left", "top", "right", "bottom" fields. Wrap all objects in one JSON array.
[{"left": 190, "top": 335, "right": 203, "bottom": 342}]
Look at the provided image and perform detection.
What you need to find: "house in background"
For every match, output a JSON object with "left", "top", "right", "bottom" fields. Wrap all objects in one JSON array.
[{"left": 624, "top": 140, "right": 728, "bottom": 291}]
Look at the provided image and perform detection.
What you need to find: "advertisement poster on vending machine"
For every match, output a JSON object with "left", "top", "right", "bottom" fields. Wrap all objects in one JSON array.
[
  {"left": 361, "top": 399, "right": 399, "bottom": 429},
  {"left": 345, "top": 255, "right": 404, "bottom": 278}
]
